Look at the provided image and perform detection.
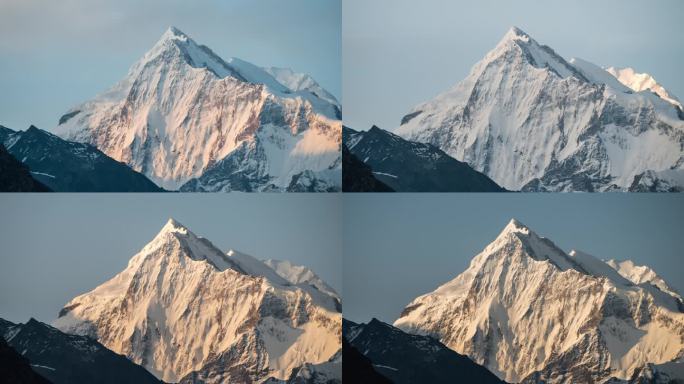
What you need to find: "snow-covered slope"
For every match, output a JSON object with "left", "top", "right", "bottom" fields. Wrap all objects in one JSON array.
[
  {"left": 606, "top": 67, "right": 683, "bottom": 110},
  {"left": 54, "top": 27, "right": 341, "bottom": 191},
  {"left": 394, "top": 219, "right": 684, "bottom": 383},
  {"left": 396, "top": 27, "right": 684, "bottom": 192},
  {"left": 264, "top": 259, "right": 340, "bottom": 302},
  {"left": 605, "top": 259, "right": 683, "bottom": 302},
  {"left": 263, "top": 67, "right": 340, "bottom": 111},
  {"left": 54, "top": 218, "right": 341, "bottom": 383}
]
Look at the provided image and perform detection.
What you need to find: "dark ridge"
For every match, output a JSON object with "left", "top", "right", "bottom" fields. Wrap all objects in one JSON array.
[
  {"left": 342, "top": 144, "right": 394, "bottom": 192},
  {"left": 344, "top": 125, "right": 506, "bottom": 192},
  {"left": 1, "top": 125, "right": 163, "bottom": 192},
  {"left": 0, "top": 143, "right": 51, "bottom": 192}
]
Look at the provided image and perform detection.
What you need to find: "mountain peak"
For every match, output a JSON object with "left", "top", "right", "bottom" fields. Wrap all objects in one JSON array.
[
  {"left": 159, "top": 217, "right": 189, "bottom": 235},
  {"left": 160, "top": 26, "right": 189, "bottom": 41},
  {"left": 500, "top": 218, "right": 530, "bottom": 235},
  {"left": 503, "top": 26, "right": 530, "bottom": 42}
]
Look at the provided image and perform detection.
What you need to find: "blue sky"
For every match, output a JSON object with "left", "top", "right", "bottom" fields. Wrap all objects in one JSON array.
[
  {"left": 0, "top": 194, "right": 342, "bottom": 324},
  {"left": 343, "top": 0, "right": 684, "bottom": 130},
  {"left": 343, "top": 193, "right": 684, "bottom": 323},
  {"left": 0, "top": 0, "right": 340, "bottom": 131}
]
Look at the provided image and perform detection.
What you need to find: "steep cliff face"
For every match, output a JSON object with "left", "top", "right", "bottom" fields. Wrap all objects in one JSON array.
[
  {"left": 55, "top": 27, "right": 341, "bottom": 191},
  {"left": 396, "top": 27, "right": 684, "bottom": 192},
  {"left": 395, "top": 219, "right": 684, "bottom": 383},
  {"left": 54, "top": 219, "right": 341, "bottom": 383}
]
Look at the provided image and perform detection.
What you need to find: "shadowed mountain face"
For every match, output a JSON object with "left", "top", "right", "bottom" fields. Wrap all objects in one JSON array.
[
  {"left": 343, "top": 126, "right": 505, "bottom": 192},
  {"left": 0, "top": 142, "right": 51, "bottom": 192},
  {"left": 342, "top": 143, "right": 393, "bottom": 192},
  {"left": 0, "top": 125, "right": 162, "bottom": 192},
  {"left": 342, "top": 337, "right": 392, "bottom": 384},
  {"left": 0, "top": 336, "right": 52, "bottom": 384},
  {"left": 0, "top": 318, "right": 163, "bottom": 384},
  {"left": 343, "top": 318, "right": 505, "bottom": 384}
]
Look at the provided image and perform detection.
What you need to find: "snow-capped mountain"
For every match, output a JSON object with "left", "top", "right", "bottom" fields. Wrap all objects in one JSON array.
[
  {"left": 54, "top": 218, "right": 341, "bottom": 383},
  {"left": 55, "top": 27, "right": 341, "bottom": 191},
  {"left": 396, "top": 27, "right": 684, "bottom": 192},
  {"left": 394, "top": 219, "right": 684, "bottom": 383}
]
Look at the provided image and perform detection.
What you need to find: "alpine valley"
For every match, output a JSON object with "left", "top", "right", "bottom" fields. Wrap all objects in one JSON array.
[
  {"left": 51, "top": 26, "right": 341, "bottom": 192},
  {"left": 394, "top": 219, "right": 684, "bottom": 384},
  {"left": 395, "top": 27, "right": 684, "bottom": 192},
  {"left": 9, "top": 218, "right": 343, "bottom": 384}
]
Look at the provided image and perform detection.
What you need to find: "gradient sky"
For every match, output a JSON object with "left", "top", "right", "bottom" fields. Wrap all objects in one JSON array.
[
  {"left": 343, "top": 0, "right": 684, "bottom": 131},
  {"left": 343, "top": 194, "right": 684, "bottom": 324},
  {"left": 0, "top": 0, "right": 340, "bottom": 131},
  {"left": 0, "top": 194, "right": 341, "bottom": 324}
]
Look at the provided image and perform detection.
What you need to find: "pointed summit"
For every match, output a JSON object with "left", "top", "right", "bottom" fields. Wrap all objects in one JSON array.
[
  {"left": 487, "top": 26, "right": 586, "bottom": 82},
  {"left": 502, "top": 26, "right": 530, "bottom": 42},
  {"left": 159, "top": 25, "right": 189, "bottom": 42},
  {"left": 501, "top": 218, "right": 530, "bottom": 234},
  {"left": 156, "top": 217, "right": 191, "bottom": 237},
  {"left": 490, "top": 218, "right": 534, "bottom": 246},
  {"left": 166, "top": 25, "right": 186, "bottom": 37}
]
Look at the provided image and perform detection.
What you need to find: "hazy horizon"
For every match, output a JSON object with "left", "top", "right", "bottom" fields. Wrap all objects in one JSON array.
[
  {"left": 343, "top": 194, "right": 684, "bottom": 324},
  {"left": 343, "top": 0, "right": 684, "bottom": 131},
  {"left": 0, "top": 0, "right": 341, "bottom": 132},
  {"left": 0, "top": 194, "right": 342, "bottom": 324}
]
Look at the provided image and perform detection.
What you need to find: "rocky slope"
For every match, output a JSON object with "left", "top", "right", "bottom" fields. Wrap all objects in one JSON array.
[
  {"left": 345, "top": 125, "right": 505, "bottom": 191},
  {"left": 54, "top": 219, "right": 341, "bottom": 383},
  {"left": 345, "top": 318, "right": 505, "bottom": 383},
  {"left": 396, "top": 27, "right": 684, "bottom": 192},
  {"left": 394, "top": 219, "right": 684, "bottom": 383},
  {"left": 0, "top": 141, "right": 50, "bottom": 192},
  {"left": 341, "top": 337, "right": 392, "bottom": 384},
  {"left": 0, "top": 318, "right": 162, "bottom": 384},
  {"left": 0, "top": 125, "right": 161, "bottom": 192},
  {"left": 55, "top": 27, "right": 341, "bottom": 192},
  {"left": 0, "top": 336, "right": 51, "bottom": 384},
  {"left": 342, "top": 144, "right": 393, "bottom": 192}
]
